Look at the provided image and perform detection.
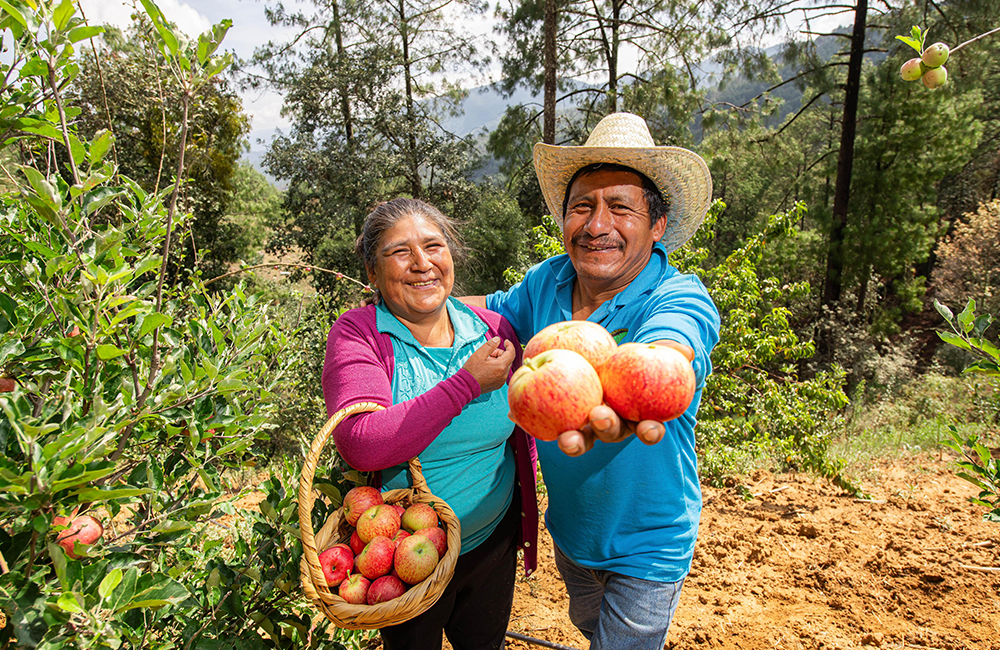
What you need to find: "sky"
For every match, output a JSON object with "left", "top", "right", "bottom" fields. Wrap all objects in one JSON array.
[
  {"left": 80, "top": 0, "right": 296, "bottom": 147},
  {"left": 78, "top": 0, "right": 499, "bottom": 151}
]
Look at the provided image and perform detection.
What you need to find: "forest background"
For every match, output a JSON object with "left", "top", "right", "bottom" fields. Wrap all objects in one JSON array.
[{"left": 0, "top": 0, "right": 998, "bottom": 647}]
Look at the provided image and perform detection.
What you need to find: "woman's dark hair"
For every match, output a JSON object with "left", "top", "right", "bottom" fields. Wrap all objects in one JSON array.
[
  {"left": 561, "top": 163, "right": 670, "bottom": 228},
  {"left": 355, "top": 198, "right": 467, "bottom": 300}
]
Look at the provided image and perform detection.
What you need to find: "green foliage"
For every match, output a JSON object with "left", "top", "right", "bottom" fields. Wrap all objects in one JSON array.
[
  {"left": 682, "top": 201, "right": 852, "bottom": 491},
  {"left": 0, "top": 1, "right": 367, "bottom": 646},
  {"left": 935, "top": 298, "right": 1000, "bottom": 522}
]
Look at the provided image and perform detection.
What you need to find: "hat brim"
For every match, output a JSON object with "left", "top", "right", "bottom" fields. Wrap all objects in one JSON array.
[{"left": 533, "top": 143, "right": 713, "bottom": 254}]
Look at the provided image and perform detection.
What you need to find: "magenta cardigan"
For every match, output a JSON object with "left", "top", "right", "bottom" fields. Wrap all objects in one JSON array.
[{"left": 321, "top": 303, "right": 539, "bottom": 576}]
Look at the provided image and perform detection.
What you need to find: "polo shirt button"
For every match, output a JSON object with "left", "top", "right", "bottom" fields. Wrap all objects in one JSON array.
[
  {"left": 524, "top": 542, "right": 531, "bottom": 547},
  {"left": 521, "top": 511, "right": 525, "bottom": 517}
]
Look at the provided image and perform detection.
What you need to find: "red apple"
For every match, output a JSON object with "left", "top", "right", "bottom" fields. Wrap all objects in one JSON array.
[
  {"left": 367, "top": 575, "right": 407, "bottom": 605},
  {"left": 391, "top": 529, "right": 411, "bottom": 548},
  {"left": 349, "top": 530, "right": 366, "bottom": 556},
  {"left": 338, "top": 572, "right": 370, "bottom": 604},
  {"left": 342, "top": 486, "right": 383, "bottom": 527},
  {"left": 524, "top": 320, "right": 617, "bottom": 371},
  {"left": 394, "top": 534, "right": 439, "bottom": 585},
  {"left": 413, "top": 526, "right": 447, "bottom": 559},
  {"left": 401, "top": 503, "right": 438, "bottom": 533},
  {"left": 356, "top": 536, "right": 395, "bottom": 579},
  {"left": 318, "top": 543, "right": 354, "bottom": 588},
  {"left": 0, "top": 377, "right": 15, "bottom": 393},
  {"left": 508, "top": 349, "right": 604, "bottom": 441},
  {"left": 54, "top": 515, "right": 104, "bottom": 559},
  {"left": 390, "top": 503, "right": 406, "bottom": 517},
  {"left": 599, "top": 342, "right": 696, "bottom": 423},
  {"left": 356, "top": 504, "right": 401, "bottom": 543}
]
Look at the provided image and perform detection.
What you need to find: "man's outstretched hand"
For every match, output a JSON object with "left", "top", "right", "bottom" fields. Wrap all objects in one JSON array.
[{"left": 556, "top": 404, "right": 666, "bottom": 456}]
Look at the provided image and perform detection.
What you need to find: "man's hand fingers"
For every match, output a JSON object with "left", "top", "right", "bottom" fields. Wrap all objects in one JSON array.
[
  {"left": 636, "top": 420, "right": 665, "bottom": 445},
  {"left": 589, "top": 404, "right": 629, "bottom": 443},
  {"left": 477, "top": 336, "right": 501, "bottom": 359},
  {"left": 557, "top": 429, "right": 593, "bottom": 457}
]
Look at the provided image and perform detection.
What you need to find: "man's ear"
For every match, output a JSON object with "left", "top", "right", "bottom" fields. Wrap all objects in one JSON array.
[{"left": 651, "top": 214, "right": 669, "bottom": 242}]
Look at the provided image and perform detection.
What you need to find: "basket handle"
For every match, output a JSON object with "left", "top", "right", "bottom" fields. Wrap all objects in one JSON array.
[{"left": 298, "top": 402, "right": 434, "bottom": 593}]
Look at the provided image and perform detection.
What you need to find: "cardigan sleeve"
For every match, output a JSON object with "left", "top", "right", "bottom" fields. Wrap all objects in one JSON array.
[{"left": 321, "top": 309, "right": 483, "bottom": 472}]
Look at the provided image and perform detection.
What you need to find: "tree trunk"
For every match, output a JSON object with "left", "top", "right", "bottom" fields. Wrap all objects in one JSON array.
[
  {"left": 398, "top": 0, "right": 421, "bottom": 197},
  {"left": 822, "top": 0, "right": 867, "bottom": 309},
  {"left": 543, "top": 0, "right": 556, "bottom": 144},
  {"left": 331, "top": 0, "right": 354, "bottom": 147},
  {"left": 608, "top": 0, "right": 620, "bottom": 114}
]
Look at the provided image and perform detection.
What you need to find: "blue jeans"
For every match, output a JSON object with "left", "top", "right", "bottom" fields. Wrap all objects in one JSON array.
[{"left": 553, "top": 543, "right": 685, "bottom": 650}]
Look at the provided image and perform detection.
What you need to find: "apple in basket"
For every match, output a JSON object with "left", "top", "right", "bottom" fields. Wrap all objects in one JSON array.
[
  {"left": 338, "top": 573, "right": 370, "bottom": 604},
  {"left": 356, "top": 504, "right": 401, "bottom": 543},
  {"left": 349, "top": 530, "right": 366, "bottom": 556},
  {"left": 523, "top": 320, "right": 618, "bottom": 372},
  {"left": 401, "top": 503, "right": 438, "bottom": 533},
  {"left": 343, "top": 486, "right": 383, "bottom": 527},
  {"left": 394, "top": 534, "right": 440, "bottom": 585},
  {"left": 508, "top": 349, "right": 604, "bottom": 441},
  {"left": 392, "top": 529, "right": 411, "bottom": 547},
  {"left": 390, "top": 503, "right": 406, "bottom": 517},
  {"left": 413, "top": 526, "right": 447, "bottom": 558},
  {"left": 318, "top": 543, "right": 354, "bottom": 588},
  {"left": 367, "top": 575, "right": 407, "bottom": 605},
  {"left": 357, "top": 536, "right": 396, "bottom": 579},
  {"left": 599, "top": 343, "right": 696, "bottom": 423}
]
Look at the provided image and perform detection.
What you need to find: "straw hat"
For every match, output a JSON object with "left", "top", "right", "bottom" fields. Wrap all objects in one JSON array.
[{"left": 533, "top": 112, "right": 713, "bottom": 253}]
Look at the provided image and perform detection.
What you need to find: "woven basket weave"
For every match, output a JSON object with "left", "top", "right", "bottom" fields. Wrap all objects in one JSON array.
[{"left": 298, "top": 402, "right": 462, "bottom": 629}]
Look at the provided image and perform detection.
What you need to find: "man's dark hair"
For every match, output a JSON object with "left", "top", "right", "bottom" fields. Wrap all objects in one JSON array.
[{"left": 561, "top": 163, "right": 669, "bottom": 228}]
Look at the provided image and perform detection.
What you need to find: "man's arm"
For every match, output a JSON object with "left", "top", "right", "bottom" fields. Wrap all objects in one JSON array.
[{"left": 458, "top": 295, "right": 487, "bottom": 309}]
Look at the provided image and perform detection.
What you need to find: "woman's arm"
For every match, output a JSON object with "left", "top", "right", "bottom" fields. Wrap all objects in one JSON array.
[{"left": 322, "top": 315, "right": 484, "bottom": 471}]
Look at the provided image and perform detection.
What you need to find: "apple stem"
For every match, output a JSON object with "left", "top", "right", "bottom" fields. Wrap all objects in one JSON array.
[{"left": 951, "top": 25, "right": 1000, "bottom": 54}]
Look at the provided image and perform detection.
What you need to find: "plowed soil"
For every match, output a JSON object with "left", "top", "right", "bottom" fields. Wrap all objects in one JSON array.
[{"left": 500, "top": 452, "right": 1000, "bottom": 650}]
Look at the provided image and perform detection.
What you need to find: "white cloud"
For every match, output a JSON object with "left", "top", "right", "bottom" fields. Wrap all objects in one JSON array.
[{"left": 80, "top": 0, "right": 211, "bottom": 38}]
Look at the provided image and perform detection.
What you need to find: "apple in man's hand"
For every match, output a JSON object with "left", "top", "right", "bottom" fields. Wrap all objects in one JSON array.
[
  {"left": 342, "top": 486, "right": 383, "bottom": 527},
  {"left": 401, "top": 503, "right": 438, "bottom": 532},
  {"left": 508, "top": 349, "right": 604, "bottom": 441},
  {"left": 338, "top": 573, "right": 370, "bottom": 604},
  {"left": 523, "top": 320, "right": 617, "bottom": 371},
  {"left": 356, "top": 504, "right": 401, "bottom": 543},
  {"left": 600, "top": 343, "right": 696, "bottom": 423},
  {"left": 356, "top": 536, "right": 396, "bottom": 579},
  {"left": 394, "top": 534, "right": 440, "bottom": 584},
  {"left": 318, "top": 543, "right": 354, "bottom": 588}
]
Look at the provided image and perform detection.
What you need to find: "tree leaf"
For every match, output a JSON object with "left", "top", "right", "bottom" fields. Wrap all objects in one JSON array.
[
  {"left": 895, "top": 35, "right": 922, "bottom": 53},
  {"left": 0, "top": 0, "right": 27, "bottom": 29},
  {"left": 95, "top": 344, "right": 126, "bottom": 360},
  {"left": 99, "top": 568, "right": 123, "bottom": 601},
  {"left": 933, "top": 299, "right": 953, "bottom": 322}
]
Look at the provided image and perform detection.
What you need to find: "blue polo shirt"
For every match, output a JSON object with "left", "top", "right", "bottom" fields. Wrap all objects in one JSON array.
[
  {"left": 486, "top": 243, "right": 720, "bottom": 581},
  {"left": 378, "top": 298, "right": 515, "bottom": 553}
]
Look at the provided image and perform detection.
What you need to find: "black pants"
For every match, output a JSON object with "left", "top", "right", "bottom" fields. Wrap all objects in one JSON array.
[{"left": 379, "top": 499, "right": 519, "bottom": 650}]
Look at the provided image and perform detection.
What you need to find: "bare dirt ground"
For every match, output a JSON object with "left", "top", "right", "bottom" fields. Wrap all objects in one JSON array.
[{"left": 501, "top": 452, "right": 1000, "bottom": 650}]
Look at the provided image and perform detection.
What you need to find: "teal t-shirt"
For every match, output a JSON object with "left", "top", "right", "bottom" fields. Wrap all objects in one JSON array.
[
  {"left": 485, "top": 243, "right": 721, "bottom": 582},
  {"left": 378, "top": 298, "right": 515, "bottom": 553}
]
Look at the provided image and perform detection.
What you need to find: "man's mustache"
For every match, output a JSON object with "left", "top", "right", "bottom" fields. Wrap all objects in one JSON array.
[{"left": 572, "top": 235, "right": 624, "bottom": 250}]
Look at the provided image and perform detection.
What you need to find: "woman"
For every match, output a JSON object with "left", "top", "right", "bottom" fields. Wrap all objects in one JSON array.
[{"left": 321, "top": 198, "right": 538, "bottom": 650}]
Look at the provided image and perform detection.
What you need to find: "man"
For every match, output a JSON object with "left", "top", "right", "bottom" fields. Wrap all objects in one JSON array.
[{"left": 464, "top": 112, "right": 720, "bottom": 648}]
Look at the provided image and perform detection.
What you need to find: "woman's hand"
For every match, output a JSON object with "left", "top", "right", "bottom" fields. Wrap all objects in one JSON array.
[{"left": 462, "top": 337, "right": 516, "bottom": 393}]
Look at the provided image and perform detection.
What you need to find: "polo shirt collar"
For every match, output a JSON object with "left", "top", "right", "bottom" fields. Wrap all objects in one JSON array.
[
  {"left": 559, "top": 242, "right": 671, "bottom": 323},
  {"left": 375, "top": 297, "right": 488, "bottom": 349}
]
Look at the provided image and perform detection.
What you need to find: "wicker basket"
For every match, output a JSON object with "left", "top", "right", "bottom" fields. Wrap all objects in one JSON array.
[{"left": 298, "top": 401, "right": 462, "bottom": 629}]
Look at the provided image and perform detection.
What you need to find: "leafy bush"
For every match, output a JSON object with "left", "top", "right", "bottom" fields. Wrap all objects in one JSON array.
[
  {"left": 933, "top": 199, "right": 1000, "bottom": 318},
  {"left": 0, "top": 1, "right": 373, "bottom": 646},
  {"left": 935, "top": 298, "right": 1000, "bottom": 522}
]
